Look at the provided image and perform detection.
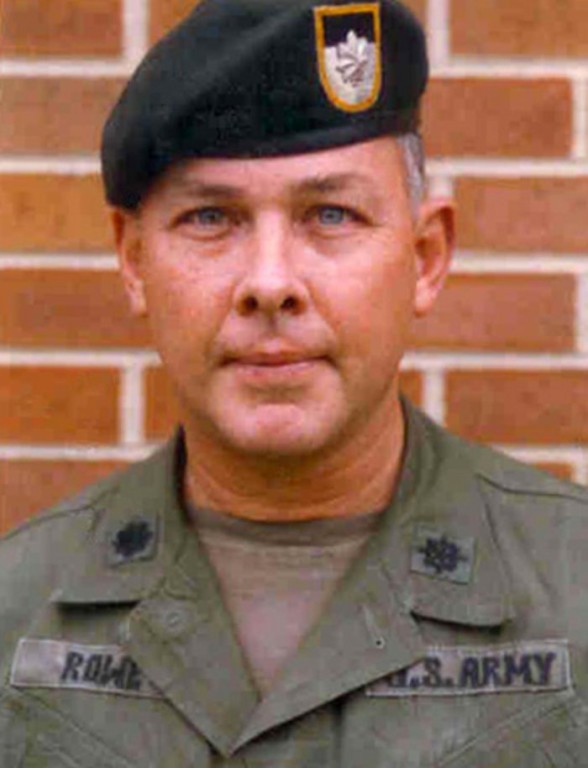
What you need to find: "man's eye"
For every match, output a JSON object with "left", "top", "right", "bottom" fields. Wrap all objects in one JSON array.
[
  {"left": 314, "top": 206, "right": 352, "bottom": 226},
  {"left": 190, "top": 207, "right": 228, "bottom": 226},
  {"left": 174, "top": 206, "right": 236, "bottom": 239}
]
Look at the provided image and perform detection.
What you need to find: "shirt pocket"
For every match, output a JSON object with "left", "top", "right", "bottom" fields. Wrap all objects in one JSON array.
[
  {"left": 0, "top": 687, "right": 133, "bottom": 768},
  {"left": 440, "top": 690, "right": 588, "bottom": 768}
]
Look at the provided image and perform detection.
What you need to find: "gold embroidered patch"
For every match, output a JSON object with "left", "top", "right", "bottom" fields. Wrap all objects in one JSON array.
[{"left": 314, "top": 3, "right": 382, "bottom": 113}]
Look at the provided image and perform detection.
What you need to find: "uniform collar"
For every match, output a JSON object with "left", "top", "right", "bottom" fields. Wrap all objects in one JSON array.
[
  {"left": 54, "top": 403, "right": 515, "bottom": 627},
  {"left": 378, "top": 399, "right": 516, "bottom": 628},
  {"left": 54, "top": 432, "right": 188, "bottom": 605}
]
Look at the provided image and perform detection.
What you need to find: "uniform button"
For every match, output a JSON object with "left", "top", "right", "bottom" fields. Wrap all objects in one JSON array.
[
  {"left": 166, "top": 608, "right": 186, "bottom": 633},
  {"left": 152, "top": 603, "right": 193, "bottom": 639}
]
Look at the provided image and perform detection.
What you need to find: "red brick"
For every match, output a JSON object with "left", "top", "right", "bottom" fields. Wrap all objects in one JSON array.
[
  {"left": 0, "top": 270, "right": 150, "bottom": 348},
  {"left": 149, "top": 0, "right": 200, "bottom": 43},
  {"left": 456, "top": 178, "right": 588, "bottom": 254},
  {"left": 145, "top": 366, "right": 180, "bottom": 440},
  {"left": 446, "top": 370, "right": 588, "bottom": 445},
  {"left": 451, "top": 0, "right": 588, "bottom": 58},
  {"left": 412, "top": 274, "right": 574, "bottom": 352},
  {"left": 0, "top": 79, "right": 124, "bottom": 155},
  {"left": 532, "top": 462, "right": 575, "bottom": 482},
  {"left": 0, "top": 0, "right": 122, "bottom": 57},
  {"left": 401, "top": 0, "right": 426, "bottom": 23},
  {"left": 424, "top": 78, "right": 572, "bottom": 158},
  {"left": 0, "top": 459, "right": 124, "bottom": 535},
  {"left": 399, "top": 370, "right": 423, "bottom": 406},
  {"left": 0, "top": 367, "right": 119, "bottom": 444},
  {"left": 0, "top": 175, "right": 111, "bottom": 253}
]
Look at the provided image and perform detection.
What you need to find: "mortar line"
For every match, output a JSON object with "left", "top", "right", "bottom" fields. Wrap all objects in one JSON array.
[
  {"left": 0, "top": 61, "right": 131, "bottom": 77},
  {"left": 0, "top": 158, "right": 100, "bottom": 174},
  {"left": 0, "top": 445, "right": 151, "bottom": 462},
  {"left": 402, "top": 352, "right": 588, "bottom": 370},
  {"left": 124, "top": 0, "right": 150, "bottom": 67},
  {"left": 436, "top": 60, "right": 588, "bottom": 78},
  {"left": 0, "top": 255, "right": 117, "bottom": 270},
  {"left": 427, "top": 0, "right": 450, "bottom": 70},
  {"left": 429, "top": 158, "right": 588, "bottom": 177},
  {"left": 422, "top": 369, "right": 446, "bottom": 425},
  {"left": 572, "top": 76, "right": 588, "bottom": 160},
  {"left": 120, "top": 362, "right": 147, "bottom": 446},
  {"left": 0, "top": 351, "right": 159, "bottom": 367},
  {"left": 576, "top": 273, "right": 588, "bottom": 354},
  {"left": 452, "top": 255, "right": 588, "bottom": 274}
]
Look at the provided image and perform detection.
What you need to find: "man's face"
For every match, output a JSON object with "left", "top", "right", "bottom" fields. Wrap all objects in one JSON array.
[{"left": 115, "top": 136, "right": 452, "bottom": 460}]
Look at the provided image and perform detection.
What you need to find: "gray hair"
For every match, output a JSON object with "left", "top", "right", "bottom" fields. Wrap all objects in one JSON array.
[{"left": 396, "top": 133, "right": 426, "bottom": 215}]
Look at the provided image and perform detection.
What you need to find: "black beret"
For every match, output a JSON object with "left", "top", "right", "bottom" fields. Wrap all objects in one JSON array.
[{"left": 102, "top": 0, "right": 428, "bottom": 209}]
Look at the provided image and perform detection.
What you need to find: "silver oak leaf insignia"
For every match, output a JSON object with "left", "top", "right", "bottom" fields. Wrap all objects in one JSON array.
[{"left": 336, "top": 29, "right": 370, "bottom": 86}]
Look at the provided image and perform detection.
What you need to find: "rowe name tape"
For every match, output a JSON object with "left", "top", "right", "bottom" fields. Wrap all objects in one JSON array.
[{"left": 11, "top": 638, "right": 162, "bottom": 699}]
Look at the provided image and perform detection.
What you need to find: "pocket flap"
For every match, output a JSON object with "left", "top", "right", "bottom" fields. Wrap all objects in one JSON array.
[
  {"left": 0, "top": 687, "right": 132, "bottom": 768},
  {"left": 441, "top": 691, "right": 588, "bottom": 768}
]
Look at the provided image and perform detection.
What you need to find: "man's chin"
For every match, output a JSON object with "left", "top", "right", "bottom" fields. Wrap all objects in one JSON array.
[{"left": 211, "top": 403, "right": 341, "bottom": 460}]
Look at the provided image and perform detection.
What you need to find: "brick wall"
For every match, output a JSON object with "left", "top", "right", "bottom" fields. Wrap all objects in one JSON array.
[{"left": 1, "top": 0, "right": 587, "bottom": 532}]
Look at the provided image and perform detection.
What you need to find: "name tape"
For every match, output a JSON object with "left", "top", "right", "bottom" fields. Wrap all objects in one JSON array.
[
  {"left": 366, "top": 640, "right": 571, "bottom": 698},
  {"left": 11, "top": 638, "right": 163, "bottom": 699}
]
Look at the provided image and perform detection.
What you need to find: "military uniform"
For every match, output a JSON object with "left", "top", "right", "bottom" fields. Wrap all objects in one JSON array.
[
  {"left": 2, "top": 402, "right": 588, "bottom": 767},
  {"left": 4, "top": 1, "right": 586, "bottom": 764}
]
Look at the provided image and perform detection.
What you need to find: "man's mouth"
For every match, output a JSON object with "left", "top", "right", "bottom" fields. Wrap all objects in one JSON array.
[{"left": 222, "top": 346, "right": 329, "bottom": 381}]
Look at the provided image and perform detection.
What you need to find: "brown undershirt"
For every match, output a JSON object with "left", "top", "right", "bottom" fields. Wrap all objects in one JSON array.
[{"left": 189, "top": 505, "right": 382, "bottom": 695}]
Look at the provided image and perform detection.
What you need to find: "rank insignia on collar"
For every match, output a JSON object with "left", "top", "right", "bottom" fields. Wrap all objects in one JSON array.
[
  {"left": 410, "top": 525, "right": 476, "bottom": 585},
  {"left": 314, "top": 3, "right": 382, "bottom": 113},
  {"left": 107, "top": 518, "right": 157, "bottom": 567}
]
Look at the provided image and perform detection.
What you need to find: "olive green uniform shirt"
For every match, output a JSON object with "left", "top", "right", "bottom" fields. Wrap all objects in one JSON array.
[{"left": 2, "top": 402, "right": 588, "bottom": 766}]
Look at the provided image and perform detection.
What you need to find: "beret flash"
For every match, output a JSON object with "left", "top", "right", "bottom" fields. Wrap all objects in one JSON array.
[{"left": 102, "top": 0, "right": 428, "bottom": 209}]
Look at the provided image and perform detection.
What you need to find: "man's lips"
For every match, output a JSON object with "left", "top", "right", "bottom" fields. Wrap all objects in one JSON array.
[
  {"left": 221, "top": 343, "right": 330, "bottom": 367},
  {"left": 220, "top": 347, "right": 330, "bottom": 380},
  {"left": 225, "top": 353, "right": 325, "bottom": 367}
]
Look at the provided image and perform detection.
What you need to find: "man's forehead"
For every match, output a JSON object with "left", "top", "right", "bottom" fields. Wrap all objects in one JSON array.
[{"left": 149, "top": 137, "right": 405, "bottom": 202}]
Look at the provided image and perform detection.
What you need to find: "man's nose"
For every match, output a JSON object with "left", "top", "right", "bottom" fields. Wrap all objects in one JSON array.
[{"left": 233, "top": 217, "right": 310, "bottom": 317}]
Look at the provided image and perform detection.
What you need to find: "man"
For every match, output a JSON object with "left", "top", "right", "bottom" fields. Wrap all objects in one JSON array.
[{"left": 1, "top": 0, "right": 588, "bottom": 765}]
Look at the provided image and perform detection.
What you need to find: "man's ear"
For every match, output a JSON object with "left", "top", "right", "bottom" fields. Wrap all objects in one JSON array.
[
  {"left": 413, "top": 198, "right": 455, "bottom": 317},
  {"left": 111, "top": 208, "right": 148, "bottom": 317}
]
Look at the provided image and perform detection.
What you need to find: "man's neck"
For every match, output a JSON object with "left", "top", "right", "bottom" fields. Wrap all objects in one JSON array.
[{"left": 182, "top": 398, "right": 406, "bottom": 523}]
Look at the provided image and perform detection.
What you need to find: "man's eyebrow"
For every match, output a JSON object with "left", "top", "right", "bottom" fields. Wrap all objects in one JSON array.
[
  {"left": 293, "top": 173, "right": 371, "bottom": 195},
  {"left": 167, "top": 178, "right": 243, "bottom": 199}
]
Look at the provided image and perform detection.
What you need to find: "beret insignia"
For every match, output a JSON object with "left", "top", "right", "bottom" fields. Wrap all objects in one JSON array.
[{"left": 314, "top": 3, "right": 382, "bottom": 113}]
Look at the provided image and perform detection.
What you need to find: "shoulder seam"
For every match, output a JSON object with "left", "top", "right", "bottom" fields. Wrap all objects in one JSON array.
[
  {"left": 477, "top": 471, "right": 588, "bottom": 504},
  {"left": 1, "top": 485, "right": 112, "bottom": 542}
]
